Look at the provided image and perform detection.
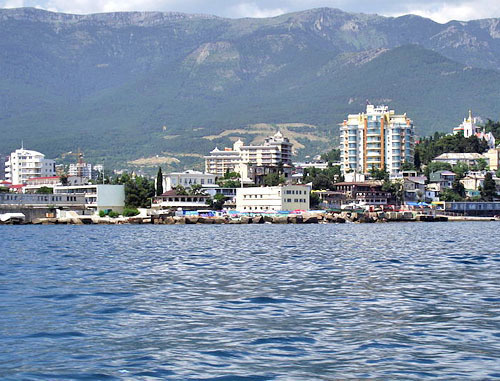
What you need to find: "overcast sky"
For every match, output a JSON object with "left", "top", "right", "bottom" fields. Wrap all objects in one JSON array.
[{"left": 2, "top": 0, "right": 500, "bottom": 23}]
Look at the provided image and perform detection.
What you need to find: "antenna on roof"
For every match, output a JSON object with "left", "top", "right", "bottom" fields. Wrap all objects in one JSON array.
[{"left": 21, "top": 140, "right": 24, "bottom": 150}]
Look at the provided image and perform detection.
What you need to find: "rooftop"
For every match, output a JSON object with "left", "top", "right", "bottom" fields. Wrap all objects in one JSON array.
[{"left": 434, "top": 153, "right": 485, "bottom": 160}]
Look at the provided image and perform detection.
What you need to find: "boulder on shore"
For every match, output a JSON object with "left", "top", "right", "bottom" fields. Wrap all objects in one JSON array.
[
  {"left": 252, "top": 215, "right": 264, "bottom": 224},
  {"left": 272, "top": 216, "right": 288, "bottom": 224},
  {"left": 303, "top": 215, "right": 318, "bottom": 224}
]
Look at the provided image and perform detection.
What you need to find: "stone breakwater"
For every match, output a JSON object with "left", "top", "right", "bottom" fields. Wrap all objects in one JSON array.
[{"left": 2, "top": 211, "right": 456, "bottom": 225}]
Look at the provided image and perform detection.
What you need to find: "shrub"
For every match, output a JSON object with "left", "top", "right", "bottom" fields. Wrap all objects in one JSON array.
[
  {"left": 108, "top": 211, "right": 120, "bottom": 218},
  {"left": 123, "top": 208, "right": 140, "bottom": 217},
  {"left": 99, "top": 210, "right": 107, "bottom": 217}
]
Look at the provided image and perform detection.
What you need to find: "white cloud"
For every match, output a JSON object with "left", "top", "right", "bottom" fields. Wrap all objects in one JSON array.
[
  {"left": 388, "top": 1, "right": 500, "bottom": 23},
  {"left": 3, "top": 0, "right": 500, "bottom": 22},
  {"left": 228, "top": 2, "right": 287, "bottom": 18},
  {"left": 3, "top": 0, "right": 25, "bottom": 8}
]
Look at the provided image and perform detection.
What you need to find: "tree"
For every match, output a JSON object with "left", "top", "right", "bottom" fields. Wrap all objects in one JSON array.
[
  {"left": 401, "top": 161, "right": 416, "bottom": 171},
  {"left": 484, "top": 119, "right": 500, "bottom": 139},
  {"left": 476, "top": 158, "right": 488, "bottom": 171},
  {"left": 156, "top": 167, "right": 163, "bottom": 196},
  {"left": 302, "top": 166, "right": 343, "bottom": 190},
  {"left": 452, "top": 179, "right": 466, "bottom": 198},
  {"left": 36, "top": 186, "right": 53, "bottom": 194},
  {"left": 189, "top": 184, "right": 206, "bottom": 195},
  {"left": 173, "top": 185, "right": 188, "bottom": 195},
  {"left": 218, "top": 171, "right": 241, "bottom": 187},
  {"left": 206, "top": 193, "right": 226, "bottom": 210},
  {"left": 415, "top": 131, "right": 490, "bottom": 168},
  {"left": 60, "top": 174, "right": 69, "bottom": 186},
  {"left": 382, "top": 179, "right": 404, "bottom": 204},
  {"left": 453, "top": 162, "right": 469, "bottom": 180},
  {"left": 440, "top": 188, "right": 463, "bottom": 202},
  {"left": 321, "top": 149, "right": 341, "bottom": 164},
  {"left": 480, "top": 172, "right": 497, "bottom": 201},
  {"left": 263, "top": 172, "right": 285, "bottom": 186},
  {"left": 496, "top": 168, "right": 500, "bottom": 179},
  {"left": 113, "top": 173, "right": 155, "bottom": 208},
  {"left": 370, "top": 166, "right": 389, "bottom": 181},
  {"left": 425, "top": 161, "right": 453, "bottom": 180},
  {"left": 310, "top": 192, "right": 321, "bottom": 209}
]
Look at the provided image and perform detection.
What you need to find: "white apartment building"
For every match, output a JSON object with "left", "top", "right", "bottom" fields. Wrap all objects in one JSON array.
[
  {"left": 162, "top": 170, "right": 216, "bottom": 191},
  {"left": 5, "top": 148, "right": 56, "bottom": 185},
  {"left": 236, "top": 185, "right": 310, "bottom": 212},
  {"left": 340, "top": 105, "right": 415, "bottom": 175},
  {"left": 204, "top": 131, "right": 293, "bottom": 178},
  {"left": 54, "top": 184, "right": 125, "bottom": 213},
  {"left": 68, "top": 162, "right": 93, "bottom": 178},
  {"left": 204, "top": 147, "right": 242, "bottom": 176}
]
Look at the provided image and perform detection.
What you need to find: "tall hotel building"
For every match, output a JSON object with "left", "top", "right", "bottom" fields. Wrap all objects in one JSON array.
[{"left": 340, "top": 105, "right": 415, "bottom": 174}]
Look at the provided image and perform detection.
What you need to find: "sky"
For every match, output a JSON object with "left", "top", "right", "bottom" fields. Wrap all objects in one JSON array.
[{"left": 2, "top": 0, "right": 500, "bottom": 23}]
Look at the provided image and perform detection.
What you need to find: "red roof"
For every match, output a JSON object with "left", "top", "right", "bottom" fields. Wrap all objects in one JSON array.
[
  {"left": 27, "top": 176, "right": 60, "bottom": 180},
  {"left": 9, "top": 184, "right": 26, "bottom": 189}
]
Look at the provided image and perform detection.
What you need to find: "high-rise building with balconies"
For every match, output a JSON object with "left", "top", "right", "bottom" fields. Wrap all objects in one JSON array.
[
  {"left": 5, "top": 147, "right": 56, "bottom": 185},
  {"left": 340, "top": 105, "right": 414, "bottom": 175},
  {"left": 204, "top": 131, "right": 293, "bottom": 181}
]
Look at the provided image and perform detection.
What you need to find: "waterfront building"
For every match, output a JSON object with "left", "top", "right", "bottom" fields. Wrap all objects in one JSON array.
[
  {"left": 340, "top": 105, "right": 415, "bottom": 175},
  {"left": 151, "top": 190, "right": 210, "bottom": 211},
  {"left": 23, "top": 176, "right": 86, "bottom": 193},
  {"left": 162, "top": 170, "right": 216, "bottom": 191},
  {"left": 425, "top": 183, "right": 441, "bottom": 202},
  {"left": 403, "top": 176, "right": 426, "bottom": 202},
  {"left": 0, "top": 192, "right": 85, "bottom": 209},
  {"left": 5, "top": 147, "right": 56, "bottom": 185},
  {"left": 313, "top": 190, "right": 346, "bottom": 209},
  {"left": 438, "top": 201, "right": 500, "bottom": 216},
  {"left": 453, "top": 110, "right": 496, "bottom": 148},
  {"left": 205, "top": 132, "right": 293, "bottom": 181},
  {"left": 236, "top": 185, "right": 310, "bottom": 212},
  {"left": 53, "top": 184, "right": 125, "bottom": 213},
  {"left": 429, "top": 170, "right": 456, "bottom": 189},
  {"left": 432, "top": 152, "right": 487, "bottom": 167},
  {"left": 332, "top": 182, "right": 391, "bottom": 206}
]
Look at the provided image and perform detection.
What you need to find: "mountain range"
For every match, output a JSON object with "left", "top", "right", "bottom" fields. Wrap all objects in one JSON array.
[{"left": 2, "top": 7, "right": 500, "bottom": 170}]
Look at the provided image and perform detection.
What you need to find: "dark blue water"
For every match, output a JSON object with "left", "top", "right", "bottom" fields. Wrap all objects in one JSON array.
[{"left": 1, "top": 223, "right": 499, "bottom": 380}]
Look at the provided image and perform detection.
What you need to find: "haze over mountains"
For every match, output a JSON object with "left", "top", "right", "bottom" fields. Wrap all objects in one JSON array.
[{"left": 2, "top": 7, "right": 500, "bottom": 169}]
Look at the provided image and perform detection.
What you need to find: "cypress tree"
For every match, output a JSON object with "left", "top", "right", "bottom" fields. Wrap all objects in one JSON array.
[
  {"left": 156, "top": 167, "right": 163, "bottom": 196},
  {"left": 481, "top": 172, "right": 497, "bottom": 201}
]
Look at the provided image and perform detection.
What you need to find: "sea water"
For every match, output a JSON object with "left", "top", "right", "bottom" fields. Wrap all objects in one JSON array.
[{"left": 1, "top": 223, "right": 499, "bottom": 379}]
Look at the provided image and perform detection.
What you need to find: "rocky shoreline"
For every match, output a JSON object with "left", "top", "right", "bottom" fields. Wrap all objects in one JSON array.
[
  {"left": 0, "top": 211, "right": 464, "bottom": 225},
  {"left": 4, "top": 210, "right": 500, "bottom": 225}
]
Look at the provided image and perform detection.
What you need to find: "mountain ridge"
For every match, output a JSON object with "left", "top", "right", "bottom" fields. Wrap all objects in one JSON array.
[{"left": 1, "top": 7, "right": 500, "bottom": 171}]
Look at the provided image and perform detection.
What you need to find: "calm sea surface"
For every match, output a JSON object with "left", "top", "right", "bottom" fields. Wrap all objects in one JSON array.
[{"left": 1, "top": 222, "right": 499, "bottom": 380}]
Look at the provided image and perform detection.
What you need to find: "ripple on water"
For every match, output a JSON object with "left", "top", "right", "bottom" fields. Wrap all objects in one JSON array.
[{"left": 0, "top": 223, "right": 499, "bottom": 379}]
